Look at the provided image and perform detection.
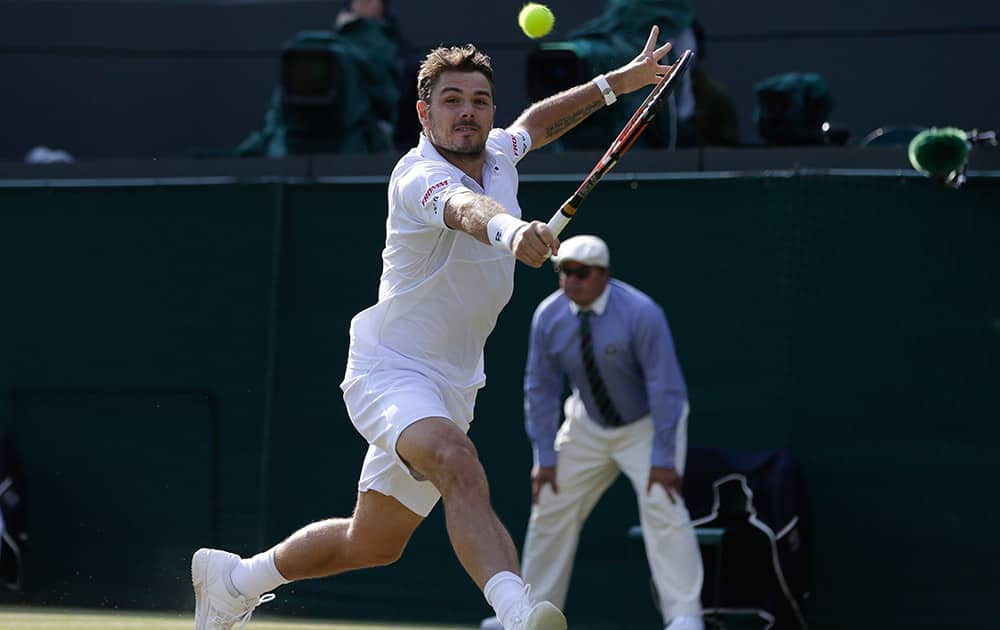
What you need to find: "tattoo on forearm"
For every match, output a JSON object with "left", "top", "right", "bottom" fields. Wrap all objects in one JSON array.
[{"left": 544, "top": 101, "right": 604, "bottom": 139}]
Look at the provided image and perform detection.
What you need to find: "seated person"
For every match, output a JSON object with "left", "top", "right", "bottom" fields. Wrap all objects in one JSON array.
[
  {"left": 675, "top": 20, "right": 740, "bottom": 147},
  {"left": 236, "top": 0, "right": 405, "bottom": 156}
]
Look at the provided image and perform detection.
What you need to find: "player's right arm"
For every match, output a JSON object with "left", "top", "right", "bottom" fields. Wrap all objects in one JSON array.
[{"left": 444, "top": 192, "right": 558, "bottom": 268}]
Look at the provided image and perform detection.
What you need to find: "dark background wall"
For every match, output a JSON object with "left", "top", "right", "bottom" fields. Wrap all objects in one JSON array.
[
  {"left": 1, "top": 0, "right": 998, "bottom": 625},
  {"left": 1, "top": 0, "right": 998, "bottom": 161},
  {"left": 1, "top": 171, "right": 998, "bottom": 629}
]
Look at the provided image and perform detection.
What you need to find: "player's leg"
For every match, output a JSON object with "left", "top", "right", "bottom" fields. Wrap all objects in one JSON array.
[
  {"left": 345, "top": 364, "right": 520, "bottom": 589},
  {"left": 396, "top": 416, "right": 565, "bottom": 630},
  {"left": 193, "top": 489, "right": 422, "bottom": 630},
  {"left": 395, "top": 416, "right": 517, "bottom": 583},
  {"left": 348, "top": 364, "right": 563, "bottom": 630},
  {"left": 520, "top": 400, "right": 620, "bottom": 609},
  {"left": 615, "top": 405, "right": 704, "bottom": 629},
  {"left": 193, "top": 366, "right": 436, "bottom": 630},
  {"left": 273, "top": 487, "right": 423, "bottom": 579}
]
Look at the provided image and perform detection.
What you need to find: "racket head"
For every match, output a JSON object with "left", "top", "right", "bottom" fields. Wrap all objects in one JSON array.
[
  {"left": 622, "top": 49, "right": 696, "bottom": 140},
  {"left": 547, "top": 49, "right": 696, "bottom": 233}
]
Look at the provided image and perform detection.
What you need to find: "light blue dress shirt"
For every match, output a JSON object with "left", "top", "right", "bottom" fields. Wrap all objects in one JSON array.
[{"left": 524, "top": 279, "right": 688, "bottom": 468}]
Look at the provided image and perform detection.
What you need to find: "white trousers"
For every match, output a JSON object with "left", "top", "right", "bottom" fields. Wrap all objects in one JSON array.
[{"left": 520, "top": 396, "right": 704, "bottom": 622}]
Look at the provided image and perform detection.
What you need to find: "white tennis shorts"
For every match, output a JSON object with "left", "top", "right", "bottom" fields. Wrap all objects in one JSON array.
[{"left": 340, "top": 364, "right": 477, "bottom": 517}]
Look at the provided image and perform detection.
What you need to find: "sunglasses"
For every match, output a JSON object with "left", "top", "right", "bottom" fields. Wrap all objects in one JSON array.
[{"left": 558, "top": 265, "right": 594, "bottom": 279}]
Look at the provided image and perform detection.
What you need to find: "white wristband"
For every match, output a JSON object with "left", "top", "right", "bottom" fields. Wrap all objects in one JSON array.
[
  {"left": 487, "top": 213, "right": 529, "bottom": 254},
  {"left": 592, "top": 74, "right": 616, "bottom": 106}
]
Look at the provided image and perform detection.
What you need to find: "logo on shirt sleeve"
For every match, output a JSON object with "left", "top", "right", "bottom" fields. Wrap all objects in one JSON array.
[
  {"left": 514, "top": 131, "right": 530, "bottom": 158},
  {"left": 421, "top": 179, "right": 450, "bottom": 206}
]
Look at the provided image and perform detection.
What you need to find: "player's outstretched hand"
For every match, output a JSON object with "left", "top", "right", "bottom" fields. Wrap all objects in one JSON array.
[
  {"left": 512, "top": 221, "right": 559, "bottom": 268},
  {"left": 612, "top": 25, "right": 675, "bottom": 95}
]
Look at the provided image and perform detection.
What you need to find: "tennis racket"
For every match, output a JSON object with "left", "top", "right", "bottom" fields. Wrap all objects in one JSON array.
[{"left": 546, "top": 49, "right": 695, "bottom": 237}]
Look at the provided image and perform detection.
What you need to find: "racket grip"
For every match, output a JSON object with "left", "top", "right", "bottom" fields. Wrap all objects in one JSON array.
[{"left": 547, "top": 210, "right": 572, "bottom": 237}]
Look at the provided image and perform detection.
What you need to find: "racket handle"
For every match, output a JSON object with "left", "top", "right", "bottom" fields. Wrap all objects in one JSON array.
[{"left": 547, "top": 209, "right": 572, "bottom": 237}]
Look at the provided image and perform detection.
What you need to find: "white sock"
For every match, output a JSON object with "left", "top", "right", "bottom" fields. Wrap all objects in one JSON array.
[
  {"left": 231, "top": 548, "right": 289, "bottom": 599},
  {"left": 484, "top": 571, "right": 528, "bottom": 630}
]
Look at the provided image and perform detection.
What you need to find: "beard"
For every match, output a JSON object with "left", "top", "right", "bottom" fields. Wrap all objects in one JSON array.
[{"left": 427, "top": 125, "right": 487, "bottom": 159}]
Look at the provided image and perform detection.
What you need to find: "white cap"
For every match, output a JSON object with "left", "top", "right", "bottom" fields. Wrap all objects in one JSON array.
[{"left": 553, "top": 235, "right": 610, "bottom": 268}]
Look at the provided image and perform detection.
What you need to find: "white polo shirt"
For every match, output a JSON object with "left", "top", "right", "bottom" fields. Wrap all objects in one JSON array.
[{"left": 346, "top": 127, "right": 533, "bottom": 390}]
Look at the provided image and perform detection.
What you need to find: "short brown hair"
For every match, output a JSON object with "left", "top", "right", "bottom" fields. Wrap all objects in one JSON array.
[{"left": 417, "top": 44, "right": 495, "bottom": 104}]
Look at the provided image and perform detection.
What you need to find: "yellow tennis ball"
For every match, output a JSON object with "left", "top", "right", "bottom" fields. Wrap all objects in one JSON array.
[{"left": 518, "top": 3, "right": 555, "bottom": 39}]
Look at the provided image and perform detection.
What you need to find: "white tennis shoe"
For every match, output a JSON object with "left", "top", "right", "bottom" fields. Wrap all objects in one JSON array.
[
  {"left": 480, "top": 615, "right": 503, "bottom": 630},
  {"left": 511, "top": 601, "right": 566, "bottom": 630},
  {"left": 192, "top": 548, "right": 274, "bottom": 630},
  {"left": 665, "top": 615, "right": 705, "bottom": 630}
]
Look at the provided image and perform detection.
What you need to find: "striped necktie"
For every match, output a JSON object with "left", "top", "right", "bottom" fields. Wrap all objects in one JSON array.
[{"left": 578, "top": 309, "right": 624, "bottom": 426}]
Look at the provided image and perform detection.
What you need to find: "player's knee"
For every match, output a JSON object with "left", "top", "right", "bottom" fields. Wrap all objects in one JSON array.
[
  {"left": 425, "top": 441, "right": 484, "bottom": 491},
  {"left": 359, "top": 542, "right": 406, "bottom": 568},
  {"left": 343, "top": 534, "right": 408, "bottom": 569}
]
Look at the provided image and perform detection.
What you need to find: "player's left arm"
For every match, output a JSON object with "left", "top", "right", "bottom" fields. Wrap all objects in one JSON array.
[{"left": 511, "top": 26, "right": 674, "bottom": 149}]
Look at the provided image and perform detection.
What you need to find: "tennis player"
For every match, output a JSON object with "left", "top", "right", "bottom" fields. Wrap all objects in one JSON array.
[{"left": 192, "top": 27, "right": 677, "bottom": 630}]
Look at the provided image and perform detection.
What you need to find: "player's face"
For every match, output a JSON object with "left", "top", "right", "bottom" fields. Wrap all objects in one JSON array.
[
  {"left": 559, "top": 263, "right": 610, "bottom": 307},
  {"left": 419, "top": 71, "right": 495, "bottom": 157}
]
